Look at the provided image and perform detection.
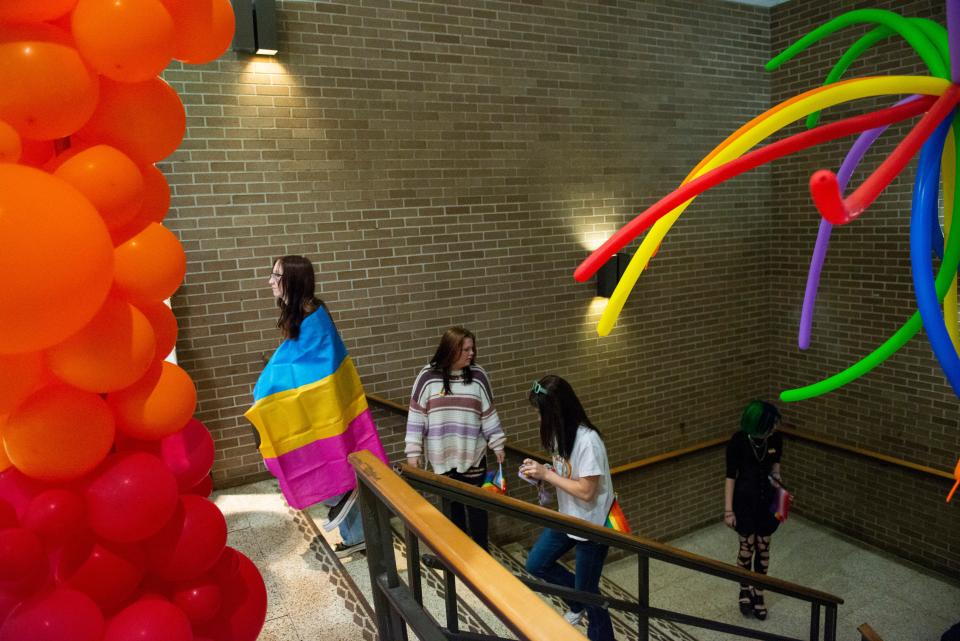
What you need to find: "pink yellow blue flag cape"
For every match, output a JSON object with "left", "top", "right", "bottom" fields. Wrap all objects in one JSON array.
[
  {"left": 245, "top": 308, "right": 387, "bottom": 509},
  {"left": 481, "top": 463, "right": 506, "bottom": 494},
  {"left": 604, "top": 496, "right": 631, "bottom": 534}
]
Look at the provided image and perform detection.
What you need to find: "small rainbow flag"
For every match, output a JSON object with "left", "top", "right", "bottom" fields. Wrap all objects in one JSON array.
[
  {"left": 482, "top": 463, "right": 506, "bottom": 494},
  {"left": 947, "top": 458, "right": 960, "bottom": 503},
  {"left": 770, "top": 479, "right": 793, "bottom": 522},
  {"left": 604, "top": 496, "right": 631, "bottom": 534}
]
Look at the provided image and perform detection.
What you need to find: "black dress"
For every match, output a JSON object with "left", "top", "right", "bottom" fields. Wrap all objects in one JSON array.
[{"left": 725, "top": 430, "right": 783, "bottom": 537}]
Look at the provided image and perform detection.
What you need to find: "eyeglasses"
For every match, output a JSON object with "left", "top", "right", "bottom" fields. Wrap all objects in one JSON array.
[
  {"left": 530, "top": 381, "right": 548, "bottom": 396},
  {"left": 269, "top": 272, "right": 282, "bottom": 282}
]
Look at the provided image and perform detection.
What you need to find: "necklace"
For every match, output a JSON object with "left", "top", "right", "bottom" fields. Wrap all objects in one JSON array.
[{"left": 749, "top": 435, "right": 769, "bottom": 463}]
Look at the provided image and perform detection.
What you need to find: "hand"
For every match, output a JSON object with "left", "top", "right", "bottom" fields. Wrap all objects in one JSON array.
[
  {"left": 495, "top": 450, "right": 505, "bottom": 464},
  {"left": 519, "top": 458, "right": 547, "bottom": 481},
  {"left": 407, "top": 457, "right": 420, "bottom": 469},
  {"left": 723, "top": 512, "right": 736, "bottom": 529}
]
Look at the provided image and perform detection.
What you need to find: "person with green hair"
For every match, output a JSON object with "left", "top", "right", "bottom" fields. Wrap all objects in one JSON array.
[{"left": 723, "top": 400, "right": 783, "bottom": 621}]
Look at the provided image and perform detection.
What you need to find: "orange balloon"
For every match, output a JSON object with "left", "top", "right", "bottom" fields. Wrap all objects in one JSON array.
[
  {"left": 0, "top": 120, "right": 19, "bottom": 162},
  {"left": 54, "top": 145, "right": 145, "bottom": 230},
  {"left": 113, "top": 223, "right": 186, "bottom": 304},
  {"left": 110, "top": 164, "right": 171, "bottom": 245},
  {"left": 0, "top": 165, "right": 114, "bottom": 354},
  {"left": 160, "top": 0, "right": 234, "bottom": 64},
  {"left": 3, "top": 385, "right": 115, "bottom": 481},
  {"left": 19, "top": 137, "right": 57, "bottom": 167},
  {"left": 0, "top": 352, "right": 45, "bottom": 415},
  {"left": 0, "top": 41, "right": 98, "bottom": 140},
  {"left": 72, "top": 0, "right": 174, "bottom": 82},
  {"left": 135, "top": 301, "right": 178, "bottom": 361},
  {"left": 107, "top": 361, "right": 197, "bottom": 440},
  {"left": 47, "top": 294, "right": 156, "bottom": 393},
  {"left": 0, "top": 422, "right": 10, "bottom": 473},
  {"left": 74, "top": 77, "right": 185, "bottom": 165},
  {"left": 0, "top": 0, "right": 77, "bottom": 22},
  {"left": 0, "top": 21, "right": 73, "bottom": 46}
]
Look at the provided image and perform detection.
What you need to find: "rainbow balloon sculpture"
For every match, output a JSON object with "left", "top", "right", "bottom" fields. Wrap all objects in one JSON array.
[
  {"left": 0, "top": 1, "right": 267, "bottom": 639},
  {"left": 573, "top": 3, "right": 960, "bottom": 500}
]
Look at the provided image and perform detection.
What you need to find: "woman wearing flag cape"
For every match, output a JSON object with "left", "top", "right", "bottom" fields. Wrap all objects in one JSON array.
[
  {"left": 245, "top": 256, "right": 388, "bottom": 558},
  {"left": 520, "top": 374, "right": 616, "bottom": 641}
]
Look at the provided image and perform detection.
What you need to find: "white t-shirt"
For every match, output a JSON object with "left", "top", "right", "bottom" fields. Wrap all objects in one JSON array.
[{"left": 552, "top": 426, "right": 614, "bottom": 540}]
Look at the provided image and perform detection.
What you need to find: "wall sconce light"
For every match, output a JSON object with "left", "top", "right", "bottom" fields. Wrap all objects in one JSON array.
[
  {"left": 596, "top": 252, "right": 629, "bottom": 298},
  {"left": 231, "top": 0, "right": 278, "bottom": 55}
]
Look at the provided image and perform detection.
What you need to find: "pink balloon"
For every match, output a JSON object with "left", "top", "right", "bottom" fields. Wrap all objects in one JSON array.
[
  {"left": 159, "top": 418, "right": 214, "bottom": 490},
  {"left": 0, "top": 501, "right": 16, "bottom": 529},
  {"left": 171, "top": 577, "right": 220, "bottom": 623},
  {"left": 0, "top": 469, "right": 43, "bottom": 519},
  {"left": 85, "top": 452, "right": 178, "bottom": 543},
  {"left": 103, "top": 596, "right": 192, "bottom": 641},
  {"left": 57, "top": 536, "right": 144, "bottom": 613},
  {"left": 0, "top": 588, "right": 103, "bottom": 641},
  {"left": 23, "top": 489, "right": 85, "bottom": 544},
  {"left": 194, "top": 551, "right": 266, "bottom": 641},
  {"left": 144, "top": 495, "right": 226, "bottom": 582}
]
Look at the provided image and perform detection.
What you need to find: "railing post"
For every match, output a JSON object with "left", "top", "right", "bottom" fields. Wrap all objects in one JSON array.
[
  {"left": 405, "top": 525, "right": 423, "bottom": 606},
  {"left": 440, "top": 497, "right": 459, "bottom": 633},
  {"left": 637, "top": 554, "right": 649, "bottom": 641},
  {"left": 809, "top": 602, "right": 820, "bottom": 641},
  {"left": 824, "top": 603, "right": 838, "bottom": 641},
  {"left": 358, "top": 480, "right": 407, "bottom": 641}
]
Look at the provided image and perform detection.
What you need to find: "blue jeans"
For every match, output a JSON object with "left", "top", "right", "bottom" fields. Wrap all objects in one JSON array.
[
  {"left": 323, "top": 492, "right": 364, "bottom": 546},
  {"left": 525, "top": 528, "right": 615, "bottom": 641}
]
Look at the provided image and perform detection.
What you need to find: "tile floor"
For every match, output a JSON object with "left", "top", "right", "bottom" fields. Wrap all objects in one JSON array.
[{"left": 212, "top": 480, "right": 960, "bottom": 641}]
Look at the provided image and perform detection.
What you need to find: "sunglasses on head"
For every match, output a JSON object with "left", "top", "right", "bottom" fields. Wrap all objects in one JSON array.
[{"left": 530, "top": 381, "right": 548, "bottom": 396}]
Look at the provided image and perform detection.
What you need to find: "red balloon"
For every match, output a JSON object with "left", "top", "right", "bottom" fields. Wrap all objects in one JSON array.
[
  {"left": 18, "top": 137, "right": 56, "bottom": 167},
  {"left": 144, "top": 496, "right": 226, "bottom": 582},
  {"left": 47, "top": 294, "right": 156, "bottom": 393},
  {"left": 72, "top": 0, "right": 174, "bottom": 82},
  {"left": 0, "top": 588, "right": 103, "bottom": 641},
  {"left": 0, "top": 0, "right": 78, "bottom": 22},
  {"left": 57, "top": 537, "right": 144, "bottom": 613},
  {"left": 0, "top": 165, "right": 114, "bottom": 354},
  {"left": 85, "top": 452, "right": 178, "bottom": 543},
  {"left": 106, "top": 361, "right": 197, "bottom": 440},
  {"left": 135, "top": 301, "right": 178, "bottom": 362},
  {"left": 185, "top": 474, "right": 213, "bottom": 498},
  {"left": 160, "top": 0, "right": 234, "bottom": 64},
  {"left": 194, "top": 551, "right": 266, "bottom": 641},
  {"left": 103, "top": 596, "right": 192, "bottom": 641},
  {"left": 0, "top": 528, "right": 45, "bottom": 588},
  {"left": 23, "top": 489, "right": 84, "bottom": 544},
  {"left": 160, "top": 418, "right": 214, "bottom": 490},
  {"left": 0, "top": 469, "right": 43, "bottom": 519},
  {"left": 113, "top": 222, "right": 186, "bottom": 304},
  {"left": 0, "top": 41, "right": 98, "bottom": 140},
  {"left": 74, "top": 77, "right": 185, "bottom": 165},
  {"left": 0, "top": 502, "right": 16, "bottom": 529},
  {"left": 171, "top": 578, "right": 220, "bottom": 623}
]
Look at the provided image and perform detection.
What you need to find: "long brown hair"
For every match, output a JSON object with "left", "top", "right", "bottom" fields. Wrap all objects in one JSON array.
[
  {"left": 429, "top": 326, "right": 476, "bottom": 394},
  {"left": 275, "top": 255, "right": 326, "bottom": 340}
]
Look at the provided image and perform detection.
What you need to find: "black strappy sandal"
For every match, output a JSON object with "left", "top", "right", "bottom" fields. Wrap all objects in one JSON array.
[
  {"left": 752, "top": 591, "right": 768, "bottom": 620},
  {"left": 738, "top": 588, "right": 752, "bottom": 616}
]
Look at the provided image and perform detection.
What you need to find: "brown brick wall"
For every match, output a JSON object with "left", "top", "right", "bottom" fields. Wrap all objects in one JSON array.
[
  {"left": 162, "top": 0, "right": 771, "bottom": 545},
  {"left": 769, "top": 0, "right": 960, "bottom": 575}
]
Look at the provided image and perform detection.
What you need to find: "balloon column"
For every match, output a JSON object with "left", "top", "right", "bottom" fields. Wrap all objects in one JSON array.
[
  {"left": 0, "top": 1, "right": 267, "bottom": 639},
  {"left": 572, "top": 3, "right": 960, "bottom": 500}
]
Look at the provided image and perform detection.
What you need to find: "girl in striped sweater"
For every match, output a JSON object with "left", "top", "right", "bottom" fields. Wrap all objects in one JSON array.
[{"left": 405, "top": 326, "right": 506, "bottom": 551}]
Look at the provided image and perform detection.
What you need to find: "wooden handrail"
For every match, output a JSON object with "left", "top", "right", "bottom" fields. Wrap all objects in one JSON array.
[
  {"left": 349, "top": 450, "right": 588, "bottom": 641},
  {"left": 857, "top": 623, "right": 884, "bottom": 641},
  {"left": 779, "top": 426, "right": 954, "bottom": 481},
  {"left": 369, "top": 393, "right": 955, "bottom": 484},
  {"left": 399, "top": 461, "right": 844, "bottom": 606}
]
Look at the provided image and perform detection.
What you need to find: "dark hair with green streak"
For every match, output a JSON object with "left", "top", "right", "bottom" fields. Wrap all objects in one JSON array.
[{"left": 740, "top": 400, "right": 781, "bottom": 437}]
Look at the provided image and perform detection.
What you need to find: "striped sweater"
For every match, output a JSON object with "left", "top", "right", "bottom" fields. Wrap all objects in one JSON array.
[{"left": 404, "top": 365, "right": 506, "bottom": 474}]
